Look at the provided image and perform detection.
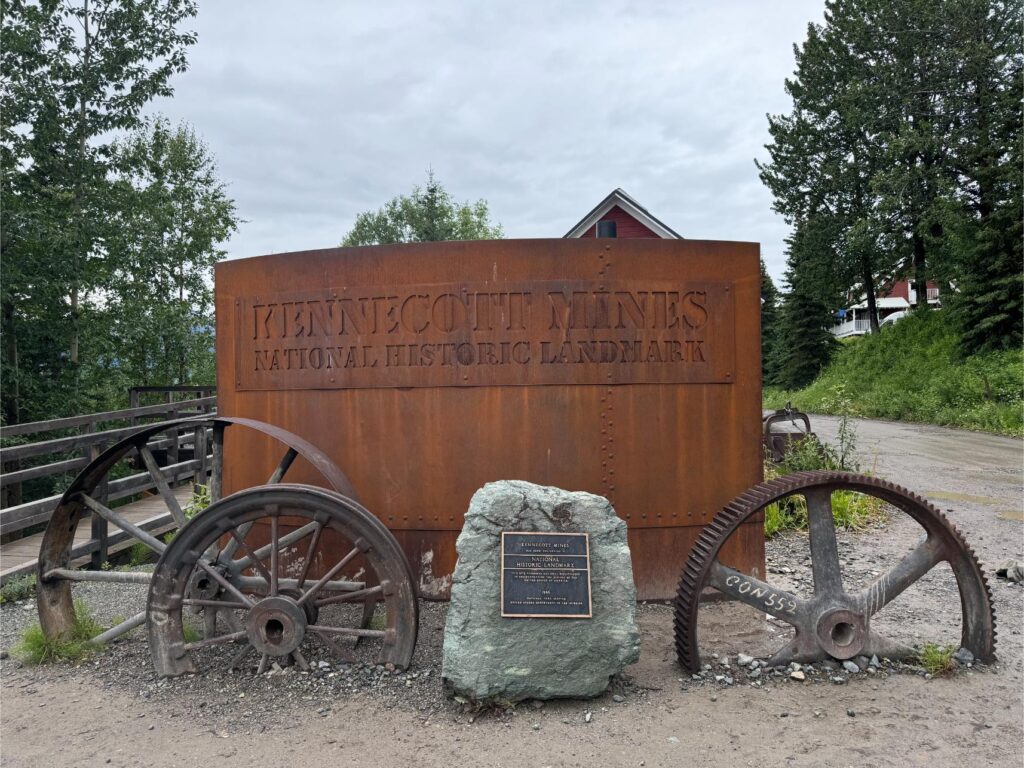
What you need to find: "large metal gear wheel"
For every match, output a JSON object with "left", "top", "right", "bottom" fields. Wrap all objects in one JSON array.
[{"left": 674, "top": 471, "right": 996, "bottom": 672}]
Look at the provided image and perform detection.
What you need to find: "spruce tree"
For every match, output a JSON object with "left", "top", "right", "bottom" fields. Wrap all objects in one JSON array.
[
  {"left": 772, "top": 221, "right": 838, "bottom": 390},
  {"left": 760, "top": 259, "right": 782, "bottom": 383}
]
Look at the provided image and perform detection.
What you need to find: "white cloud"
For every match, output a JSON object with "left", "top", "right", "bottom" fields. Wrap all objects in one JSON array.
[{"left": 148, "top": 0, "right": 825, "bottom": 280}]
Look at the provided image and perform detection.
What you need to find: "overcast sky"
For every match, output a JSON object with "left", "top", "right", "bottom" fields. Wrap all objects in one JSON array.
[{"left": 150, "top": 1, "right": 826, "bottom": 282}]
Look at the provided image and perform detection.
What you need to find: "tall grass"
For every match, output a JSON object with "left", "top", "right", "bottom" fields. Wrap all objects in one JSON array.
[
  {"left": 12, "top": 600, "right": 105, "bottom": 664},
  {"left": 765, "top": 311, "right": 1023, "bottom": 436}
]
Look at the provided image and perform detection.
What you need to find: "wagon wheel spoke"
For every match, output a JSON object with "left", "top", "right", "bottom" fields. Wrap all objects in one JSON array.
[
  {"left": 315, "top": 583, "right": 385, "bottom": 608},
  {"left": 196, "top": 560, "right": 255, "bottom": 608},
  {"left": 707, "top": 561, "right": 805, "bottom": 626},
  {"left": 229, "top": 643, "right": 254, "bottom": 671},
  {"left": 43, "top": 567, "right": 151, "bottom": 585},
  {"left": 313, "top": 627, "right": 357, "bottom": 663},
  {"left": 136, "top": 443, "right": 187, "bottom": 527},
  {"left": 182, "top": 598, "right": 250, "bottom": 610},
  {"left": 267, "top": 448, "right": 298, "bottom": 484},
  {"left": 308, "top": 625, "right": 387, "bottom": 640},
  {"left": 296, "top": 522, "right": 324, "bottom": 590},
  {"left": 859, "top": 536, "right": 945, "bottom": 616},
  {"left": 804, "top": 487, "right": 844, "bottom": 598},
  {"left": 226, "top": 528, "right": 274, "bottom": 586},
  {"left": 296, "top": 542, "right": 364, "bottom": 607},
  {"left": 184, "top": 629, "right": 247, "bottom": 652},
  {"left": 218, "top": 521, "right": 253, "bottom": 562},
  {"left": 93, "top": 611, "right": 147, "bottom": 645},
  {"left": 269, "top": 513, "right": 280, "bottom": 596},
  {"left": 231, "top": 521, "right": 319, "bottom": 573},
  {"left": 79, "top": 493, "right": 166, "bottom": 555}
]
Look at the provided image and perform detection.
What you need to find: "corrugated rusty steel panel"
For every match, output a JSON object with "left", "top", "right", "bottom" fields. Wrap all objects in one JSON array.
[{"left": 215, "top": 238, "right": 763, "bottom": 600}]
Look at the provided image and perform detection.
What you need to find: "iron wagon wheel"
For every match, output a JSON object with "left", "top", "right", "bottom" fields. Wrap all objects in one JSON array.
[
  {"left": 36, "top": 416, "right": 360, "bottom": 647},
  {"left": 148, "top": 484, "right": 419, "bottom": 676},
  {"left": 674, "top": 471, "right": 996, "bottom": 672}
]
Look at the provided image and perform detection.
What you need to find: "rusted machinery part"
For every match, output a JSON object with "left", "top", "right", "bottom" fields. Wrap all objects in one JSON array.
[
  {"left": 674, "top": 471, "right": 996, "bottom": 672},
  {"left": 762, "top": 408, "right": 814, "bottom": 463},
  {"left": 37, "top": 417, "right": 359, "bottom": 644},
  {"left": 148, "top": 484, "right": 419, "bottom": 676}
]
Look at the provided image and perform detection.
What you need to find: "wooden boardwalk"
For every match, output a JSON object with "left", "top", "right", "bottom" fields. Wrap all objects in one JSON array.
[{"left": 0, "top": 486, "right": 191, "bottom": 582}]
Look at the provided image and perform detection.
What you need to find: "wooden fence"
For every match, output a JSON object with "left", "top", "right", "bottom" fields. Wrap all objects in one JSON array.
[{"left": 0, "top": 388, "right": 216, "bottom": 578}]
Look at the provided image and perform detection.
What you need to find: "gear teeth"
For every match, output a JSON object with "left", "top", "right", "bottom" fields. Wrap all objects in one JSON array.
[{"left": 674, "top": 470, "right": 997, "bottom": 671}]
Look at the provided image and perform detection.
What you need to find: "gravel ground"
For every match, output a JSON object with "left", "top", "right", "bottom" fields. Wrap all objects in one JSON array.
[{"left": 1, "top": 415, "right": 1022, "bottom": 767}]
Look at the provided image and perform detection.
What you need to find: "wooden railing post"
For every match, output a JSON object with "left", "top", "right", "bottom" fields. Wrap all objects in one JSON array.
[
  {"left": 85, "top": 420, "right": 109, "bottom": 569},
  {"left": 166, "top": 392, "right": 179, "bottom": 467},
  {"left": 194, "top": 424, "right": 208, "bottom": 493},
  {"left": 129, "top": 389, "right": 140, "bottom": 426}
]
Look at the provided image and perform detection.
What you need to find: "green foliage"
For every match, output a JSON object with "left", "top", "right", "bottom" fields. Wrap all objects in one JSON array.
[
  {"left": 100, "top": 119, "right": 236, "bottom": 390},
  {"left": 184, "top": 483, "right": 211, "bottom": 519},
  {"left": 764, "top": 311, "right": 1024, "bottom": 436},
  {"left": 758, "top": 0, "right": 1023, "bottom": 360},
  {"left": 0, "top": 573, "right": 37, "bottom": 604},
  {"left": 763, "top": 410, "right": 885, "bottom": 537},
  {"left": 342, "top": 171, "right": 503, "bottom": 246},
  {"left": 760, "top": 259, "right": 781, "bottom": 381},
  {"left": 12, "top": 600, "right": 105, "bottom": 664},
  {"left": 182, "top": 621, "right": 202, "bottom": 644},
  {"left": 126, "top": 542, "right": 155, "bottom": 568},
  {"left": 770, "top": 220, "right": 839, "bottom": 389},
  {"left": 917, "top": 642, "right": 957, "bottom": 676},
  {"left": 0, "top": 1, "right": 230, "bottom": 427}
]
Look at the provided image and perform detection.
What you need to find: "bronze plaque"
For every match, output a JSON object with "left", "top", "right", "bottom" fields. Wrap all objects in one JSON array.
[
  {"left": 234, "top": 280, "right": 735, "bottom": 390},
  {"left": 501, "top": 532, "right": 592, "bottom": 618}
]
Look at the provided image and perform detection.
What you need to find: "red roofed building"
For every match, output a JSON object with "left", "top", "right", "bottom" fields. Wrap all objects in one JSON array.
[{"left": 564, "top": 188, "right": 682, "bottom": 240}]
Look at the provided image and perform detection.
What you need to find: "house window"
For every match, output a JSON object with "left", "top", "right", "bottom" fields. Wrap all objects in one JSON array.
[{"left": 596, "top": 220, "right": 617, "bottom": 238}]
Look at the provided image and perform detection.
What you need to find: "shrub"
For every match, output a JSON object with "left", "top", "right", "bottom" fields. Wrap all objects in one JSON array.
[
  {"left": 0, "top": 573, "right": 37, "bottom": 604},
  {"left": 763, "top": 411, "right": 885, "bottom": 537}
]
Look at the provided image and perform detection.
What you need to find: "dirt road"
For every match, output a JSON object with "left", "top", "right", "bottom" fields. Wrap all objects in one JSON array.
[{"left": 2, "top": 417, "right": 1021, "bottom": 768}]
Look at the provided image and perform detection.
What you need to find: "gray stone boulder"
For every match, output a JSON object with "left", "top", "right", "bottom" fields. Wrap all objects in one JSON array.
[{"left": 442, "top": 480, "right": 640, "bottom": 703}]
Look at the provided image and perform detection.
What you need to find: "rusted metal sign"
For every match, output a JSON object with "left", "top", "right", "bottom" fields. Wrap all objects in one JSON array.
[
  {"left": 500, "top": 532, "right": 593, "bottom": 618},
  {"left": 235, "top": 280, "right": 735, "bottom": 390},
  {"left": 215, "top": 239, "right": 764, "bottom": 600}
]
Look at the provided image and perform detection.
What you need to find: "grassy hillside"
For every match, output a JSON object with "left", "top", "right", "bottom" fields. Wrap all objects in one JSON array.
[{"left": 764, "top": 311, "right": 1023, "bottom": 436}]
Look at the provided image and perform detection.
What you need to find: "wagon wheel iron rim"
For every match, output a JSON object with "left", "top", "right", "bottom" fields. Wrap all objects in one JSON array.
[
  {"left": 674, "top": 471, "right": 996, "bottom": 672},
  {"left": 36, "top": 416, "right": 360, "bottom": 647},
  {"left": 147, "top": 484, "right": 419, "bottom": 676}
]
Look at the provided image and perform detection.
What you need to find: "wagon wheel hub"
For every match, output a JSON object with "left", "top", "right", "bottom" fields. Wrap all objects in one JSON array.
[
  {"left": 245, "top": 596, "right": 307, "bottom": 656},
  {"left": 814, "top": 607, "right": 867, "bottom": 660}
]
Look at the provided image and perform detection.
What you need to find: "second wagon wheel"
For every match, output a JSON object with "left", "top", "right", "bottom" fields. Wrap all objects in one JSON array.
[
  {"left": 674, "top": 471, "right": 996, "bottom": 672},
  {"left": 36, "top": 416, "right": 360, "bottom": 648},
  {"left": 148, "top": 484, "right": 419, "bottom": 676}
]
